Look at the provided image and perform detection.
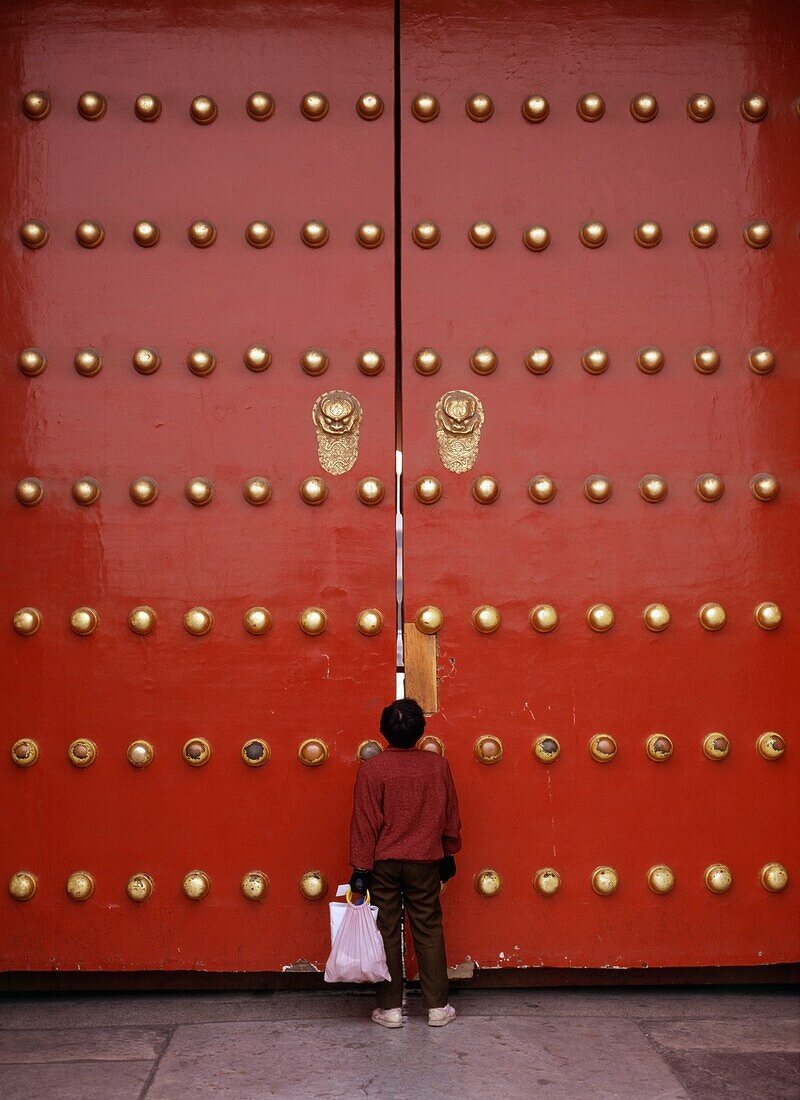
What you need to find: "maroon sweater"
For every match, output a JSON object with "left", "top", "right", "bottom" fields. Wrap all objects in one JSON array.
[{"left": 349, "top": 746, "right": 462, "bottom": 869}]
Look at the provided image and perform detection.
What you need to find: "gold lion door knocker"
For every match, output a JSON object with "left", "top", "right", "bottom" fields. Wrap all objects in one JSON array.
[
  {"left": 435, "top": 389, "right": 485, "bottom": 472},
  {"left": 313, "top": 390, "right": 362, "bottom": 474}
]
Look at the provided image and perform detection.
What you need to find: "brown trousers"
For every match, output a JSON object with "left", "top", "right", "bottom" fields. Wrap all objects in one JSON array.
[{"left": 369, "top": 859, "right": 449, "bottom": 1010}]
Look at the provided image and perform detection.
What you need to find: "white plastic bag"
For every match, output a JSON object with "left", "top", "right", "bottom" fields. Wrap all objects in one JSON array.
[{"left": 324, "top": 891, "right": 391, "bottom": 984}]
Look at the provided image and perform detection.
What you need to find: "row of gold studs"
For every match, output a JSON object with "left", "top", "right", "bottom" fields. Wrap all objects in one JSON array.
[
  {"left": 10, "top": 731, "right": 786, "bottom": 771},
  {"left": 413, "top": 220, "right": 774, "bottom": 249},
  {"left": 14, "top": 345, "right": 779, "bottom": 377},
  {"left": 6, "top": 862, "right": 791, "bottom": 904}
]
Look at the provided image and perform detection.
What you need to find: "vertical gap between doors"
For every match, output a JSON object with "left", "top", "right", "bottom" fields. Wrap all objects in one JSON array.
[{"left": 393, "top": 0, "right": 405, "bottom": 701}]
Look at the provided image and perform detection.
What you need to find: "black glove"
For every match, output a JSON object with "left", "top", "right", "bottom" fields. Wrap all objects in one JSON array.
[
  {"left": 439, "top": 855, "right": 456, "bottom": 883},
  {"left": 349, "top": 868, "right": 371, "bottom": 895}
]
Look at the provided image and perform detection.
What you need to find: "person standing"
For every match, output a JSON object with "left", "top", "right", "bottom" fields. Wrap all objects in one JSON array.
[{"left": 349, "top": 698, "right": 462, "bottom": 1028}]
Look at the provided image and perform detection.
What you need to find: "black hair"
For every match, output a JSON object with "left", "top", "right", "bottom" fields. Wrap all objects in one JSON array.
[{"left": 379, "top": 697, "right": 426, "bottom": 748}]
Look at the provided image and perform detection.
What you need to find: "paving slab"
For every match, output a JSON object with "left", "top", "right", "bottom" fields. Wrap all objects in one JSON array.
[
  {"left": 660, "top": 1052, "right": 800, "bottom": 1100},
  {"left": 0, "top": 1026, "right": 168, "bottom": 1064},
  {"left": 0, "top": 1059, "right": 153, "bottom": 1100},
  {"left": 643, "top": 1017, "right": 800, "bottom": 1053},
  {"left": 146, "top": 1017, "right": 690, "bottom": 1099}
]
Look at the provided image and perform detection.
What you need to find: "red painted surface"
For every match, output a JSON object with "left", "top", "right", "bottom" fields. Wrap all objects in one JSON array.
[
  {"left": 0, "top": 0, "right": 396, "bottom": 970},
  {"left": 401, "top": 0, "right": 800, "bottom": 967}
]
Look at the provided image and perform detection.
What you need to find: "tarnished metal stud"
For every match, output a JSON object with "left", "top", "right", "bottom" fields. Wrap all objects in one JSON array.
[
  {"left": 187, "top": 348, "right": 216, "bottom": 376},
  {"left": 18, "top": 348, "right": 46, "bottom": 376},
  {"left": 469, "top": 221, "right": 496, "bottom": 248},
  {"left": 474, "top": 735, "right": 503, "bottom": 764},
  {"left": 577, "top": 93, "right": 605, "bottom": 121},
  {"left": 639, "top": 475, "right": 668, "bottom": 503},
  {"left": 690, "top": 221, "right": 718, "bottom": 247},
  {"left": 469, "top": 346, "right": 498, "bottom": 375},
  {"left": 579, "top": 221, "right": 607, "bottom": 248},
  {"left": 246, "top": 92, "right": 275, "bottom": 121},
  {"left": 522, "top": 95, "right": 549, "bottom": 123},
  {"left": 630, "top": 93, "right": 658, "bottom": 122},
  {"left": 587, "top": 604, "right": 615, "bottom": 631},
  {"left": 66, "top": 872, "right": 95, "bottom": 900},
  {"left": 13, "top": 607, "right": 42, "bottom": 636},
  {"left": 466, "top": 93, "right": 493, "bottom": 122},
  {"left": 298, "top": 738, "right": 328, "bottom": 766},
  {"left": 760, "top": 863, "right": 788, "bottom": 892},
  {"left": 698, "top": 602, "right": 726, "bottom": 631},
  {"left": 301, "top": 220, "right": 329, "bottom": 248},
  {"left": 68, "top": 739, "right": 97, "bottom": 767},
  {"left": 242, "top": 739, "right": 271, "bottom": 767},
  {"left": 474, "top": 869, "right": 502, "bottom": 896},
  {"left": 643, "top": 603, "right": 671, "bottom": 632},
  {"left": 183, "top": 738, "right": 212, "bottom": 766},
  {"left": 127, "top": 740, "right": 154, "bottom": 768},
  {"left": 299, "top": 476, "right": 328, "bottom": 505},
  {"left": 129, "top": 477, "right": 158, "bottom": 505},
  {"left": 78, "top": 91, "right": 106, "bottom": 120},
  {"left": 16, "top": 478, "right": 44, "bottom": 506},
  {"left": 418, "top": 735, "right": 445, "bottom": 755},
  {"left": 127, "top": 873, "right": 155, "bottom": 901},
  {"left": 134, "top": 94, "right": 161, "bottom": 121},
  {"left": 693, "top": 346, "right": 720, "bottom": 374},
  {"left": 529, "top": 604, "right": 558, "bottom": 633},
  {"left": 243, "top": 606, "right": 272, "bottom": 635},
  {"left": 357, "top": 349, "right": 385, "bottom": 376},
  {"left": 72, "top": 477, "right": 101, "bottom": 505},
  {"left": 183, "top": 607, "right": 214, "bottom": 635},
  {"left": 583, "top": 475, "right": 612, "bottom": 503},
  {"left": 414, "top": 476, "right": 442, "bottom": 504},
  {"left": 357, "top": 477, "right": 385, "bottom": 506},
  {"left": 23, "top": 91, "right": 52, "bottom": 120},
  {"left": 704, "top": 864, "right": 732, "bottom": 894},
  {"left": 128, "top": 606, "right": 157, "bottom": 635},
  {"left": 471, "top": 605, "right": 501, "bottom": 634},
  {"left": 8, "top": 871, "right": 38, "bottom": 901},
  {"left": 533, "top": 735, "right": 560, "bottom": 763},
  {"left": 527, "top": 475, "right": 556, "bottom": 504},
  {"left": 414, "top": 605, "right": 443, "bottom": 635},
  {"left": 19, "top": 221, "right": 49, "bottom": 249},
  {"left": 744, "top": 220, "right": 771, "bottom": 248},
  {"left": 757, "top": 732, "right": 786, "bottom": 760},
  {"left": 581, "top": 347, "right": 609, "bottom": 375},
  {"left": 357, "top": 222, "right": 384, "bottom": 249},
  {"left": 525, "top": 348, "right": 552, "bottom": 374},
  {"left": 522, "top": 224, "right": 550, "bottom": 251},
  {"left": 188, "top": 221, "right": 217, "bottom": 248},
  {"left": 411, "top": 93, "right": 439, "bottom": 122},
  {"left": 533, "top": 868, "right": 561, "bottom": 895},
  {"left": 741, "top": 94, "right": 768, "bottom": 122},
  {"left": 647, "top": 866, "right": 675, "bottom": 894},
  {"left": 132, "top": 346, "right": 161, "bottom": 374},
  {"left": 413, "top": 348, "right": 441, "bottom": 375},
  {"left": 243, "top": 477, "right": 272, "bottom": 505},
  {"left": 69, "top": 607, "right": 99, "bottom": 636},
  {"left": 11, "top": 739, "right": 39, "bottom": 768},
  {"left": 298, "top": 607, "right": 328, "bottom": 636},
  {"left": 190, "top": 95, "right": 217, "bottom": 124},
  {"left": 356, "top": 608, "right": 384, "bottom": 636},
  {"left": 747, "top": 347, "right": 775, "bottom": 375},
  {"left": 182, "top": 870, "right": 210, "bottom": 899},
  {"left": 74, "top": 348, "right": 103, "bottom": 377},
  {"left": 589, "top": 734, "right": 617, "bottom": 762},
  {"left": 634, "top": 221, "right": 662, "bottom": 247},
  {"left": 702, "top": 733, "right": 730, "bottom": 761},
  {"left": 754, "top": 601, "right": 782, "bottom": 630},
  {"left": 357, "top": 740, "right": 383, "bottom": 762},
  {"left": 412, "top": 221, "right": 440, "bottom": 249},
  {"left": 695, "top": 474, "right": 724, "bottom": 502},
  {"left": 472, "top": 475, "right": 499, "bottom": 504},
  {"left": 637, "top": 346, "right": 664, "bottom": 374},
  {"left": 687, "top": 94, "right": 715, "bottom": 122},
  {"left": 241, "top": 871, "right": 270, "bottom": 899},
  {"left": 646, "top": 734, "right": 674, "bottom": 762},
  {"left": 356, "top": 93, "right": 384, "bottom": 120},
  {"left": 185, "top": 477, "right": 215, "bottom": 506},
  {"left": 76, "top": 220, "right": 104, "bottom": 248},
  {"left": 591, "top": 866, "right": 618, "bottom": 895},
  {"left": 299, "top": 871, "right": 328, "bottom": 899},
  {"left": 244, "top": 345, "right": 272, "bottom": 372},
  {"left": 301, "top": 92, "right": 328, "bottom": 120},
  {"left": 750, "top": 473, "right": 779, "bottom": 501},
  {"left": 245, "top": 221, "right": 274, "bottom": 248}
]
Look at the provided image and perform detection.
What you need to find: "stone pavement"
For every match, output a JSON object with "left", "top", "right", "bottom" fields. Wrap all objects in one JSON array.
[{"left": 0, "top": 986, "right": 797, "bottom": 1099}]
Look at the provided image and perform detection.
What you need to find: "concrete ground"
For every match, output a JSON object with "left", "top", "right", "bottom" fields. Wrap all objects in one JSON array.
[{"left": 0, "top": 986, "right": 797, "bottom": 1099}]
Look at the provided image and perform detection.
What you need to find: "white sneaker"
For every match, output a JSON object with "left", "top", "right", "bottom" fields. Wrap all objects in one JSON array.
[
  {"left": 372, "top": 1007, "right": 405, "bottom": 1028},
  {"left": 427, "top": 1004, "right": 456, "bottom": 1027}
]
